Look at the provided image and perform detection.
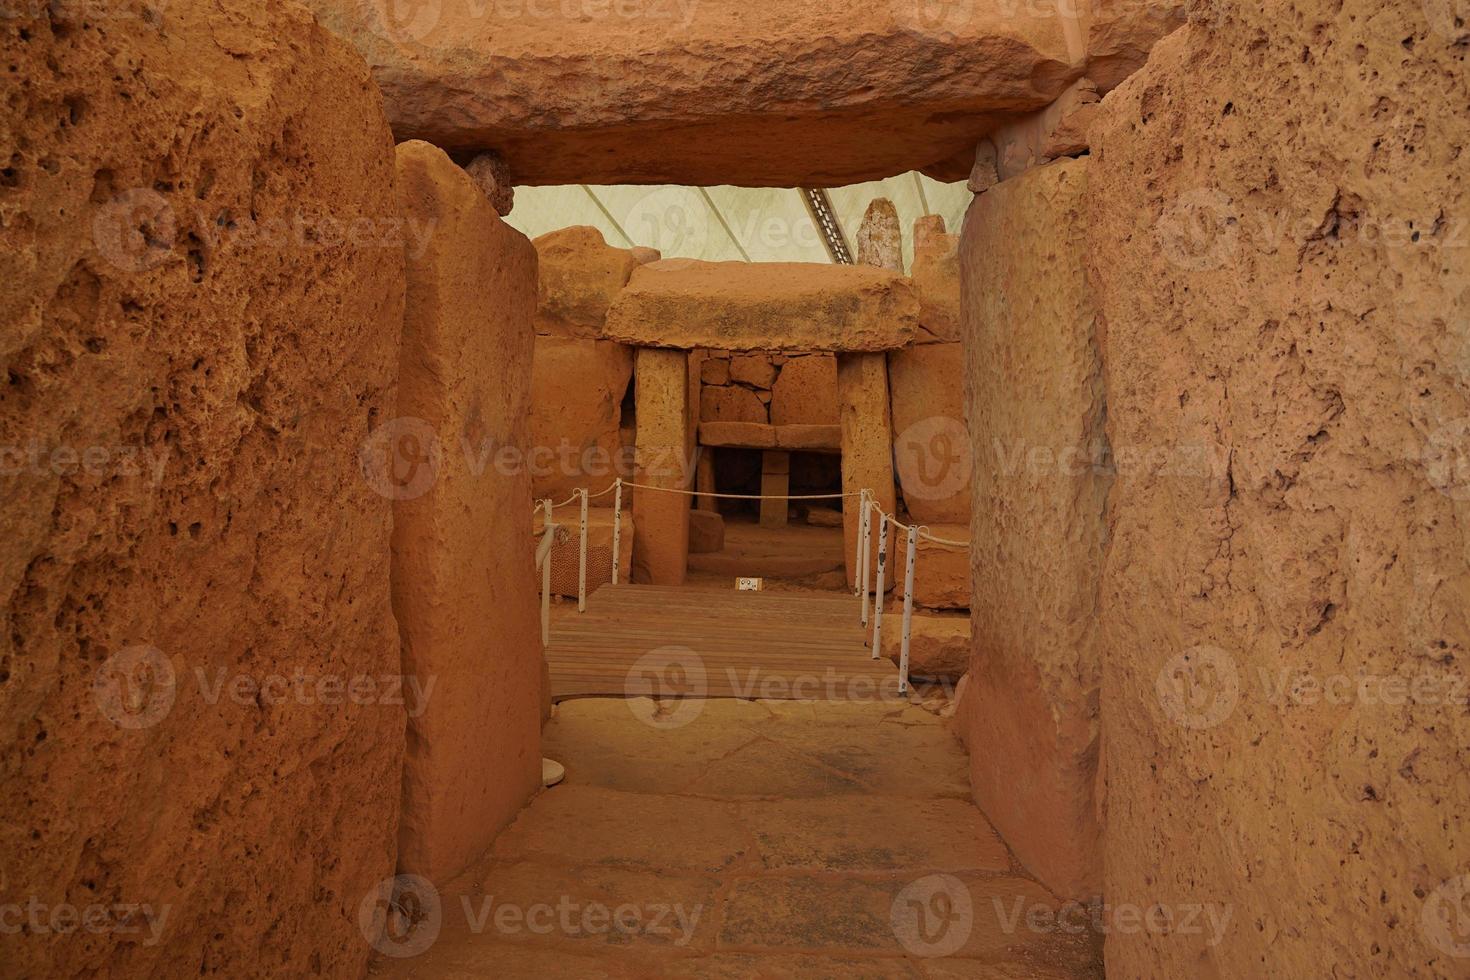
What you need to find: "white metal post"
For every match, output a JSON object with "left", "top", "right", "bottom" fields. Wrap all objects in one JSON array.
[
  {"left": 859, "top": 493, "right": 873, "bottom": 627},
  {"left": 577, "top": 488, "right": 589, "bottom": 612},
  {"left": 539, "top": 499, "right": 553, "bottom": 647},
  {"left": 871, "top": 516, "right": 889, "bottom": 658},
  {"left": 899, "top": 525, "right": 917, "bottom": 695},
  {"left": 611, "top": 479, "right": 623, "bottom": 586},
  {"left": 852, "top": 489, "right": 867, "bottom": 598}
]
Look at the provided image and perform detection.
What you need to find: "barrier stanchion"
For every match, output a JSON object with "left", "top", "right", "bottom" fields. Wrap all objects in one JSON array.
[
  {"left": 859, "top": 493, "right": 873, "bottom": 628},
  {"left": 611, "top": 479, "right": 623, "bottom": 586},
  {"left": 577, "top": 488, "right": 589, "bottom": 613},
  {"left": 538, "top": 498, "right": 554, "bottom": 647},
  {"left": 899, "top": 524, "right": 917, "bottom": 695},
  {"left": 871, "top": 515, "right": 890, "bottom": 658},
  {"left": 852, "top": 489, "right": 867, "bottom": 599}
]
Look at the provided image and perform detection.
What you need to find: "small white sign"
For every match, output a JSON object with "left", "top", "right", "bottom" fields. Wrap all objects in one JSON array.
[{"left": 736, "top": 577, "right": 764, "bottom": 592}]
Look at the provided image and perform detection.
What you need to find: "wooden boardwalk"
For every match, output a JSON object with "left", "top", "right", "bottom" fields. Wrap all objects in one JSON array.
[{"left": 547, "top": 584, "right": 901, "bottom": 701}]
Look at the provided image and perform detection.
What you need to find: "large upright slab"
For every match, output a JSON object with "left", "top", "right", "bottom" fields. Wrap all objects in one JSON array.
[
  {"left": 632, "top": 349, "right": 693, "bottom": 585},
  {"left": 0, "top": 4, "right": 403, "bottom": 975},
  {"left": 961, "top": 158, "right": 1104, "bottom": 900},
  {"left": 889, "top": 342, "right": 970, "bottom": 525},
  {"left": 532, "top": 226, "right": 643, "bottom": 339},
  {"left": 528, "top": 337, "right": 634, "bottom": 501},
  {"left": 838, "top": 354, "right": 897, "bottom": 589},
  {"left": 302, "top": 0, "right": 1183, "bottom": 185},
  {"left": 393, "top": 141, "right": 541, "bottom": 883},
  {"left": 1088, "top": 5, "right": 1469, "bottom": 975},
  {"left": 606, "top": 262, "right": 919, "bottom": 352}
]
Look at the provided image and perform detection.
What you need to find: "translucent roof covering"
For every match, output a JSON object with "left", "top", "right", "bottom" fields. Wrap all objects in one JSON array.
[{"left": 505, "top": 173, "right": 970, "bottom": 274}]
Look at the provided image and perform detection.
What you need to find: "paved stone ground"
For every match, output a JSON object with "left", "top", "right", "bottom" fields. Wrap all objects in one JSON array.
[{"left": 369, "top": 699, "right": 1102, "bottom": 978}]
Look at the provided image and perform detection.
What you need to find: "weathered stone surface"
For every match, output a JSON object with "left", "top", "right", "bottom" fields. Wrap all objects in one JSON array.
[
  {"left": 770, "top": 353, "right": 839, "bottom": 427},
  {"left": 529, "top": 337, "right": 634, "bottom": 501},
  {"left": 0, "top": 3, "right": 403, "bottom": 975},
  {"left": 1087, "top": 6, "right": 1470, "bottom": 975},
  {"left": 700, "top": 421, "right": 777, "bottom": 449},
  {"left": 775, "top": 424, "right": 842, "bottom": 452},
  {"left": 881, "top": 612, "right": 970, "bottom": 680},
  {"left": 838, "top": 354, "right": 896, "bottom": 589},
  {"left": 856, "top": 198, "right": 903, "bottom": 272},
  {"left": 962, "top": 158, "right": 1103, "bottom": 901},
  {"left": 910, "top": 217, "right": 963, "bottom": 344},
  {"left": 605, "top": 261, "right": 919, "bottom": 352},
  {"left": 991, "top": 79, "right": 1102, "bottom": 181},
  {"left": 730, "top": 352, "right": 778, "bottom": 389},
  {"left": 303, "top": 0, "right": 1184, "bottom": 186},
  {"left": 464, "top": 150, "right": 513, "bottom": 216},
  {"left": 700, "top": 357, "right": 731, "bottom": 386},
  {"left": 1084, "top": 0, "right": 1187, "bottom": 93},
  {"left": 532, "top": 226, "right": 640, "bottom": 339},
  {"left": 375, "top": 701, "right": 1102, "bottom": 977},
  {"left": 632, "top": 349, "right": 691, "bottom": 584},
  {"left": 701, "top": 383, "right": 768, "bottom": 424},
  {"left": 912, "top": 527, "right": 971, "bottom": 610},
  {"left": 968, "top": 139, "right": 1000, "bottom": 194},
  {"left": 689, "top": 509, "right": 726, "bottom": 554},
  {"left": 392, "top": 141, "right": 542, "bottom": 884},
  {"left": 890, "top": 343, "right": 970, "bottom": 525}
]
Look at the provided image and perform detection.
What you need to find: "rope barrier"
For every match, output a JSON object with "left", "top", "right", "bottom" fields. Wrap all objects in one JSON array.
[{"left": 536, "top": 476, "right": 969, "bottom": 700}]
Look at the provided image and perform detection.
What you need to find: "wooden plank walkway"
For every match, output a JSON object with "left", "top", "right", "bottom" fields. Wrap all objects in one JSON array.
[{"left": 547, "top": 584, "right": 901, "bottom": 701}]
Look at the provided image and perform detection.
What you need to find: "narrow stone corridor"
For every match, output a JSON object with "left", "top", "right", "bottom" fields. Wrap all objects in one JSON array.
[{"left": 370, "top": 700, "right": 1100, "bottom": 978}]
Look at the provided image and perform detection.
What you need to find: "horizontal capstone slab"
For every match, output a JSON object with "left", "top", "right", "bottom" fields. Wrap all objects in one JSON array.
[{"left": 606, "top": 261, "right": 919, "bottom": 353}]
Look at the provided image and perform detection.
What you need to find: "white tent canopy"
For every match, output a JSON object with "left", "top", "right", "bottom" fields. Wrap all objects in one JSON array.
[{"left": 505, "top": 173, "right": 970, "bottom": 273}]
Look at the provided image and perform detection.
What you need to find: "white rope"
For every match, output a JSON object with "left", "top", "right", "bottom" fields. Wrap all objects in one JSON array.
[
  {"left": 917, "top": 527, "right": 969, "bottom": 548},
  {"left": 866, "top": 506, "right": 970, "bottom": 549},
  {"left": 616, "top": 478, "right": 860, "bottom": 501},
  {"left": 544, "top": 481, "right": 621, "bottom": 510}
]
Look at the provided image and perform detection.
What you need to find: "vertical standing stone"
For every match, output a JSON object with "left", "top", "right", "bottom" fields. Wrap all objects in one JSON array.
[
  {"left": 856, "top": 198, "right": 903, "bottom": 272},
  {"left": 760, "top": 450, "right": 791, "bottom": 528},
  {"left": 0, "top": 3, "right": 404, "bottom": 974},
  {"left": 889, "top": 343, "right": 969, "bottom": 524},
  {"left": 696, "top": 450, "right": 718, "bottom": 512},
  {"left": 961, "top": 157, "right": 1103, "bottom": 902},
  {"left": 838, "top": 353, "right": 897, "bottom": 589},
  {"left": 632, "top": 349, "right": 692, "bottom": 584},
  {"left": 392, "top": 141, "right": 542, "bottom": 884},
  {"left": 1088, "top": 6, "right": 1470, "bottom": 975}
]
